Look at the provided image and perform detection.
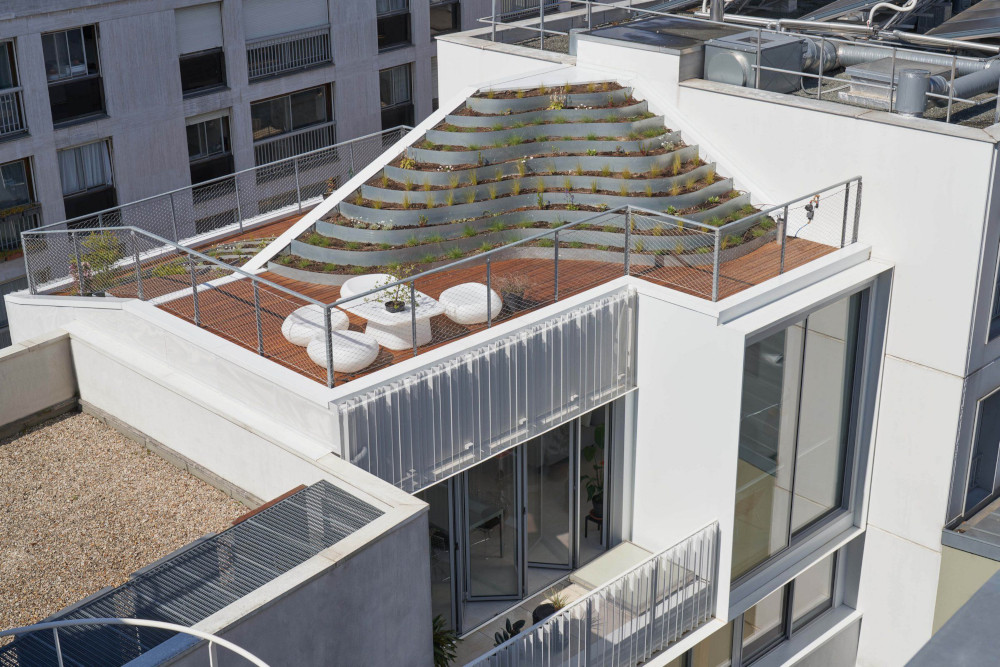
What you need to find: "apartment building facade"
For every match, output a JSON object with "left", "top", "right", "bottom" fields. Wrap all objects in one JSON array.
[{"left": 0, "top": 0, "right": 496, "bottom": 346}]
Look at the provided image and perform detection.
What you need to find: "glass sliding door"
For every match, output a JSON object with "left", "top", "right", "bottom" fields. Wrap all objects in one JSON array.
[
  {"left": 524, "top": 424, "right": 574, "bottom": 569},
  {"left": 464, "top": 451, "right": 521, "bottom": 600},
  {"left": 415, "top": 481, "right": 456, "bottom": 629},
  {"left": 579, "top": 406, "right": 609, "bottom": 566}
]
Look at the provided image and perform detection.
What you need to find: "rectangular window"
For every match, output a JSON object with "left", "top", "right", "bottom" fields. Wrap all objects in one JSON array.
[
  {"left": 0, "top": 41, "right": 18, "bottom": 89},
  {"left": 43, "top": 26, "right": 105, "bottom": 125},
  {"left": 966, "top": 391, "right": 1000, "bottom": 513},
  {"left": 251, "top": 86, "right": 330, "bottom": 141},
  {"left": 431, "top": 56, "right": 439, "bottom": 111},
  {"left": 377, "top": 0, "right": 411, "bottom": 51},
  {"left": 179, "top": 49, "right": 226, "bottom": 95},
  {"left": 690, "top": 623, "right": 734, "bottom": 667},
  {"left": 58, "top": 140, "right": 116, "bottom": 219},
  {"left": 0, "top": 158, "right": 37, "bottom": 252},
  {"left": 732, "top": 291, "right": 864, "bottom": 581},
  {"left": 430, "top": 0, "right": 461, "bottom": 36},
  {"left": 0, "top": 158, "right": 33, "bottom": 208},
  {"left": 187, "top": 115, "right": 233, "bottom": 186},
  {"left": 741, "top": 587, "right": 787, "bottom": 662},
  {"left": 176, "top": 4, "right": 226, "bottom": 94},
  {"left": 379, "top": 64, "right": 414, "bottom": 129},
  {"left": 791, "top": 552, "right": 835, "bottom": 631}
]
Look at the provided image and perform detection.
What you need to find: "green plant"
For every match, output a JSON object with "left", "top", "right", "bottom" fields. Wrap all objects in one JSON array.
[
  {"left": 627, "top": 130, "right": 640, "bottom": 141},
  {"left": 581, "top": 424, "right": 606, "bottom": 508},
  {"left": 590, "top": 181, "right": 598, "bottom": 194},
  {"left": 672, "top": 153, "right": 682, "bottom": 176},
  {"left": 707, "top": 195, "right": 720, "bottom": 205},
  {"left": 516, "top": 89, "right": 525, "bottom": 99},
  {"left": 448, "top": 174, "right": 460, "bottom": 189},
  {"left": 469, "top": 144, "right": 480, "bottom": 152},
  {"left": 507, "top": 134, "right": 524, "bottom": 147},
  {"left": 479, "top": 241, "right": 493, "bottom": 253},
  {"left": 600, "top": 164, "right": 611, "bottom": 178},
  {"left": 486, "top": 89, "right": 495, "bottom": 99},
  {"left": 421, "top": 253, "right": 436, "bottom": 264},
  {"left": 536, "top": 192, "right": 545, "bottom": 209},
  {"left": 489, "top": 184, "right": 498, "bottom": 200},
  {"left": 536, "top": 178, "right": 546, "bottom": 194},
  {"left": 373, "top": 199, "right": 384, "bottom": 210},
  {"left": 537, "top": 238, "right": 554, "bottom": 248},
  {"left": 402, "top": 194, "right": 411, "bottom": 209},
  {"left": 563, "top": 177, "right": 573, "bottom": 192},
  {"left": 705, "top": 167, "right": 716, "bottom": 185},
  {"left": 422, "top": 179, "right": 432, "bottom": 191},
  {"left": 354, "top": 191, "right": 364, "bottom": 205},
  {"left": 380, "top": 172, "right": 388, "bottom": 188},
  {"left": 465, "top": 190, "right": 477, "bottom": 204},
  {"left": 634, "top": 239, "right": 645, "bottom": 253},
  {"left": 586, "top": 132, "right": 598, "bottom": 141},
  {"left": 405, "top": 236, "right": 420, "bottom": 247},
  {"left": 447, "top": 246, "right": 464, "bottom": 259},
  {"left": 547, "top": 94, "right": 566, "bottom": 110},
  {"left": 602, "top": 225, "right": 616, "bottom": 233},
  {"left": 350, "top": 264, "right": 366, "bottom": 274},
  {"left": 652, "top": 225, "right": 665, "bottom": 236},
  {"left": 491, "top": 123, "right": 504, "bottom": 131},
  {"left": 512, "top": 180, "right": 523, "bottom": 196},
  {"left": 403, "top": 177, "right": 414, "bottom": 191},
  {"left": 445, "top": 192, "right": 455, "bottom": 207},
  {"left": 345, "top": 241, "right": 361, "bottom": 251},
  {"left": 517, "top": 160, "right": 527, "bottom": 177},
  {"left": 619, "top": 184, "right": 628, "bottom": 197},
  {"left": 586, "top": 149, "right": 598, "bottom": 156},
  {"left": 463, "top": 225, "right": 477, "bottom": 238},
  {"left": 425, "top": 194, "right": 435, "bottom": 209},
  {"left": 574, "top": 162, "right": 584, "bottom": 176},
  {"left": 468, "top": 169, "right": 479, "bottom": 186},
  {"left": 569, "top": 241, "right": 584, "bottom": 249},
  {"left": 151, "top": 259, "right": 186, "bottom": 278},
  {"left": 759, "top": 216, "right": 776, "bottom": 230},
  {"left": 547, "top": 163, "right": 557, "bottom": 176},
  {"left": 428, "top": 234, "right": 444, "bottom": 243},
  {"left": 433, "top": 616, "right": 458, "bottom": 667},
  {"left": 669, "top": 183, "right": 680, "bottom": 197},
  {"left": 400, "top": 156, "right": 417, "bottom": 170},
  {"left": 489, "top": 221, "right": 506, "bottom": 233},
  {"left": 644, "top": 183, "right": 653, "bottom": 197},
  {"left": 649, "top": 164, "right": 661, "bottom": 179},
  {"left": 621, "top": 168, "right": 632, "bottom": 180},
  {"left": 722, "top": 234, "right": 740, "bottom": 249}
]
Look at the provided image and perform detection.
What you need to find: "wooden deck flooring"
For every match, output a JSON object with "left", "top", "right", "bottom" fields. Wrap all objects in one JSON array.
[{"left": 155, "top": 237, "right": 834, "bottom": 385}]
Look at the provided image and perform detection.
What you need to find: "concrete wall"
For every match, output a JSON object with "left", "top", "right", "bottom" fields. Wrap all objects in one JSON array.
[
  {"left": 932, "top": 545, "right": 1000, "bottom": 633},
  {"left": 0, "top": 328, "right": 76, "bottom": 438}
]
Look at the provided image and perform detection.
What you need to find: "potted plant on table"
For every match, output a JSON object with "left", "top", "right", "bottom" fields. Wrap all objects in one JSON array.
[{"left": 369, "top": 265, "right": 416, "bottom": 313}]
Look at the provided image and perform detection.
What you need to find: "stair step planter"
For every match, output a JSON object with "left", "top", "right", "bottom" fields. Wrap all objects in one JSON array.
[
  {"left": 424, "top": 116, "right": 666, "bottom": 147},
  {"left": 466, "top": 87, "right": 632, "bottom": 114},
  {"left": 406, "top": 133, "right": 681, "bottom": 166},
  {"left": 444, "top": 100, "right": 648, "bottom": 127}
]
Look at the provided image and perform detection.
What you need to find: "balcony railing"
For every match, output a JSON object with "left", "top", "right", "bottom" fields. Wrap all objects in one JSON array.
[
  {"left": 469, "top": 523, "right": 720, "bottom": 667},
  {"left": 254, "top": 120, "right": 337, "bottom": 165},
  {"left": 246, "top": 25, "right": 332, "bottom": 81},
  {"left": 0, "top": 88, "right": 26, "bottom": 137},
  {"left": 0, "top": 203, "right": 41, "bottom": 254}
]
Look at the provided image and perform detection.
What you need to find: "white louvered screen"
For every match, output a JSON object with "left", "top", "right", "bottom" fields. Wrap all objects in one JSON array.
[
  {"left": 243, "top": 0, "right": 329, "bottom": 40},
  {"left": 175, "top": 3, "right": 223, "bottom": 54}
]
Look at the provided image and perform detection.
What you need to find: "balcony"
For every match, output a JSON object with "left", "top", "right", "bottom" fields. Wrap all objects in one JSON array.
[
  {"left": 467, "top": 523, "right": 720, "bottom": 667},
  {"left": 246, "top": 26, "right": 332, "bottom": 81},
  {"left": 48, "top": 76, "right": 105, "bottom": 126},
  {"left": 253, "top": 120, "right": 336, "bottom": 165},
  {"left": 0, "top": 203, "right": 41, "bottom": 258},
  {"left": 0, "top": 88, "right": 26, "bottom": 138}
]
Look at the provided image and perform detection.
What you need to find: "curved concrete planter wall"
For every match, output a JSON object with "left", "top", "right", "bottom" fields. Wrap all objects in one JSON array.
[
  {"left": 383, "top": 146, "right": 699, "bottom": 186},
  {"left": 407, "top": 132, "right": 680, "bottom": 166},
  {"left": 362, "top": 164, "right": 717, "bottom": 205},
  {"left": 466, "top": 88, "right": 632, "bottom": 114},
  {"left": 445, "top": 101, "right": 648, "bottom": 128},
  {"left": 424, "top": 116, "right": 665, "bottom": 148}
]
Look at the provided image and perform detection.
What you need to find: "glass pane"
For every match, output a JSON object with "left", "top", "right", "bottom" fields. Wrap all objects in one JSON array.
[
  {"left": 416, "top": 482, "right": 454, "bottom": 630},
  {"left": 525, "top": 423, "right": 572, "bottom": 567},
  {"left": 42, "top": 33, "right": 65, "bottom": 80},
  {"left": 203, "top": 119, "right": 224, "bottom": 155},
  {"left": 742, "top": 586, "right": 787, "bottom": 660},
  {"left": 466, "top": 451, "right": 519, "bottom": 598},
  {"left": 83, "top": 25, "right": 99, "bottom": 74},
  {"left": 251, "top": 98, "right": 288, "bottom": 140},
  {"left": 790, "top": 294, "right": 861, "bottom": 534},
  {"left": 186, "top": 124, "right": 203, "bottom": 159},
  {"left": 0, "top": 44, "right": 13, "bottom": 89},
  {"left": 290, "top": 87, "right": 326, "bottom": 130},
  {"left": 66, "top": 29, "right": 87, "bottom": 76},
  {"left": 580, "top": 406, "right": 607, "bottom": 565},
  {"left": 732, "top": 324, "right": 803, "bottom": 580},
  {"left": 967, "top": 391, "right": 1000, "bottom": 513},
  {"left": 690, "top": 622, "right": 733, "bottom": 667},
  {"left": 792, "top": 553, "right": 835, "bottom": 632},
  {"left": 0, "top": 160, "right": 29, "bottom": 207}
]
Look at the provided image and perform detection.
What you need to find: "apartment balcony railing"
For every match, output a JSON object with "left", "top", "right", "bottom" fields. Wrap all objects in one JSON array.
[
  {"left": 469, "top": 522, "right": 720, "bottom": 667},
  {"left": 246, "top": 26, "right": 332, "bottom": 81},
  {"left": 0, "top": 88, "right": 26, "bottom": 138},
  {"left": 254, "top": 120, "right": 337, "bottom": 166},
  {"left": 0, "top": 203, "right": 41, "bottom": 255}
]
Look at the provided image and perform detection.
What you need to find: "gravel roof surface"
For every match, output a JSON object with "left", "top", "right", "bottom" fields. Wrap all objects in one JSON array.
[{"left": 0, "top": 413, "right": 245, "bottom": 634}]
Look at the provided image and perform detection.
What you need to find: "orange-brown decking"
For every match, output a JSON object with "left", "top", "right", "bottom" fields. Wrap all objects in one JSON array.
[{"left": 152, "top": 237, "right": 833, "bottom": 385}]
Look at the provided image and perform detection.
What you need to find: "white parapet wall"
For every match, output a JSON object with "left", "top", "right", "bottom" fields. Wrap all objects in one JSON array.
[{"left": 0, "top": 329, "right": 77, "bottom": 439}]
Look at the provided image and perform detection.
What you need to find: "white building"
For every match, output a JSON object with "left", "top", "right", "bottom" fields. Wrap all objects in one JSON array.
[{"left": 4, "top": 5, "right": 1000, "bottom": 666}]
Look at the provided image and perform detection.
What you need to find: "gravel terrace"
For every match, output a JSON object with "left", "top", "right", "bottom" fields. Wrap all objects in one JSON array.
[{"left": 0, "top": 413, "right": 246, "bottom": 635}]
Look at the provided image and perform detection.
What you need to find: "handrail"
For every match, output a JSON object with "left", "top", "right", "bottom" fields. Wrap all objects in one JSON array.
[
  {"left": 0, "top": 617, "right": 270, "bottom": 666},
  {"left": 245, "top": 23, "right": 330, "bottom": 46}
]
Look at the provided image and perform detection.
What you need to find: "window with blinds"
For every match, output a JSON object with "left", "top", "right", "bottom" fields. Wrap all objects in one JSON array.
[{"left": 174, "top": 3, "right": 223, "bottom": 55}]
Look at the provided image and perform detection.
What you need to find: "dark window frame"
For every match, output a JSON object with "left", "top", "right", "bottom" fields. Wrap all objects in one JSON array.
[
  {"left": 250, "top": 85, "right": 332, "bottom": 142},
  {"left": 43, "top": 25, "right": 106, "bottom": 125},
  {"left": 179, "top": 47, "right": 227, "bottom": 96},
  {"left": 377, "top": 1, "right": 411, "bottom": 52},
  {"left": 430, "top": 0, "right": 461, "bottom": 37}
]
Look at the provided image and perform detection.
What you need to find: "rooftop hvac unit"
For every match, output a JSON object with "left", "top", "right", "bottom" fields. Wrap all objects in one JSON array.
[{"left": 704, "top": 31, "right": 804, "bottom": 94}]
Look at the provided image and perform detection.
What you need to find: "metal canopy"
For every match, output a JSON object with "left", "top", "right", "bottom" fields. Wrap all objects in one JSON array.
[
  {"left": 0, "top": 481, "right": 383, "bottom": 667},
  {"left": 927, "top": 0, "right": 1000, "bottom": 40}
]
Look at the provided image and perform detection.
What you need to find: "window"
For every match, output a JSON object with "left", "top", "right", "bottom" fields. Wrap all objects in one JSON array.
[
  {"left": 251, "top": 86, "right": 330, "bottom": 141},
  {"left": 430, "top": 0, "right": 461, "bottom": 36},
  {"left": 791, "top": 552, "right": 835, "bottom": 631},
  {"left": 176, "top": 3, "right": 226, "bottom": 95},
  {"left": 732, "top": 291, "right": 864, "bottom": 581},
  {"left": 431, "top": 56, "right": 439, "bottom": 111},
  {"left": 58, "top": 140, "right": 116, "bottom": 219},
  {"left": 0, "top": 159, "right": 37, "bottom": 252},
  {"left": 0, "top": 41, "right": 16, "bottom": 90},
  {"left": 377, "top": 0, "right": 411, "bottom": 51},
  {"left": 0, "top": 159, "right": 32, "bottom": 208},
  {"left": 741, "top": 587, "right": 787, "bottom": 662},
  {"left": 187, "top": 115, "right": 233, "bottom": 186},
  {"left": 379, "top": 64, "right": 414, "bottom": 129},
  {"left": 42, "top": 26, "right": 105, "bottom": 124},
  {"left": 965, "top": 390, "right": 1000, "bottom": 513}
]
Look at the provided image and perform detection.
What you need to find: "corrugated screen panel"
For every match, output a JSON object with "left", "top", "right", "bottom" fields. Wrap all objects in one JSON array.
[
  {"left": 927, "top": 0, "right": 1000, "bottom": 39},
  {"left": 0, "top": 481, "right": 382, "bottom": 667},
  {"left": 243, "top": 0, "right": 329, "bottom": 40},
  {"left": 338, "top": 288, "right": 637, "bottom": 493},
  {"left": 175, "top": 3, "right": 223, "bottom": 54}
]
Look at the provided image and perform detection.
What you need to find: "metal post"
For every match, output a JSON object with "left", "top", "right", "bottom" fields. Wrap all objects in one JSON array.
[
  {"left": 553, "top": 230, "right": 559, "bottom": 301},
  {"left": 946, "top": 54, "right": 957, "bottom": 123},
  {"left": 587, "top": 0, "right": 593, "bottom": 30},
  {"left": 492, "top": 0, "right": 498, "bottom": 41},
  {"left": 779, "top": 204, "right": 789, "bottom": 274},
  {"left": 755, "top": 28, "right": 762, "bottom": 89},
  {"left": 889, "top": 48, "right": 897, "bottom": 114},
  {"left": 645, "top": 565, "right": 659, "bottom": 659},
  {"left": 169, "top": 192, "right": 179, "bottom": 242},
  {"left": 253, "top": 281, "right": 264, "bottom": 355},
  {"left": 486, "top": 257, "right": 493, "bottom": 327},
  {"left": 817, "top": 37, "right": 825, "bottom": 99},
  {"left": 711, "top": 230, "right": 721, "bottom": 301},
  {"left": 294, "top": 156, "right": 303, "bottom": 211},
  {"left": 624, "top": 210, "right": 632, "bottom": 275},
  {"left": 994, "top": 76, "right": 1000, "bottom": 125},
  {"left": 188, "top": 253, "right": 201, "bottom": 326},
  {"left": 539, "top": 0, "right": 545, "bottom": 51},
  {"left": 72, "top": 231, "right": 85, "bottom": 296},
  {"left": 583, "top": 600, "right": 592, "bottom": 665},
  {"left": 410, "top": 283, "right": 418, "bottom": 357},
  {"left": 324, "top": 305, "right": 335, "bottom": 388},
  {"left": 349, "top": 143, "right": 356, "bottom": 176},
  {"left": 234, "top": 173, "right": 244, "bottom": 232},
  {"left": 841, "top": 182, "right": 851, "bottom": 248},
  {"left": 97, "top": 210, "right": 104, "bottom": 231},
  {"left": 53, "top": 628, "right": 65, "bottom": 667},
  {"left": 208, "top": 641, "right": 218, "bottom": 667},
  {"left": 852, "top": 179, "right": 863, "bottom": 243},
  {"left": 131, "top": 229, "right": 143, "bottom": 300}
]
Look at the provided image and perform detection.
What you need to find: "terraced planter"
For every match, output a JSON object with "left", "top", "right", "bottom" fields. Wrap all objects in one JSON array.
[
  {"left": 467, "top": 88, "right": 632, "bottom": 114},
  {"left": 362, "top": 163, "right": 717, "bottom": 205},
  {"left": 407, "top": 133, "right": 681, "bottom": 166},
  {"left": 445, "top": 101, "right": 649, "bottom": 128},
  {"left": 383, "top": 146, "right": 699, "bottom": 186},
  {"left": 424, "top": 116, "right": 665, "bottom": 147}
]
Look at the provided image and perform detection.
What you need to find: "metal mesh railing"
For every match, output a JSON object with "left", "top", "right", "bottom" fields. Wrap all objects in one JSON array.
[
  {"left": 468, "top": 522, "right": 719, "bottom": 667},
  {"left": 21, "top": 178, "right": 861, "bottom": 387}
]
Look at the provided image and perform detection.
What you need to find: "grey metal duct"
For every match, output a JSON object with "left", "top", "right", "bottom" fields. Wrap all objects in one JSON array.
[
  {"left": 930, "top": 61, "right": 1000, "bottom": 98},
  {"left": 827, "top": 41, "right": 989, "bottom": 75}
]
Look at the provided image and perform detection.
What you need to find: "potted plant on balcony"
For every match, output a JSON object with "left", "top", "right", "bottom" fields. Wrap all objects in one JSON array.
[{"left": 494, "top": 273, "right": 531, "bottom": 314}]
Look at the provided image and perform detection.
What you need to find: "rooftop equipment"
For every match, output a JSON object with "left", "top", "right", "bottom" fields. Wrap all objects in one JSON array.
[{"left": 704, "top": 30, "right": 804, "bottom": 92}]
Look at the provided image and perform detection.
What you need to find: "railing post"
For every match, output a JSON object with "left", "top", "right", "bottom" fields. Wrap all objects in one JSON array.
[
  {"left": 234, "top": 173, "right": 244, "bottom": 232},
  {"left": 410, "top": 283, "right": 418, "bottom": 357},
  {"left": 779, "top": 204, "right": 789, "bottom": 274},
  {"left": 97, "top": 210, "right": 104, "bottom": 231},
  {"left": 131, "top": 229, "right": 143, "bottom": 300},
  {"left": 584, "top": 598, "right": 593, "bottom": 665},
  {"left": 188, "top": 253, "right": 201, "bottom": 326},
  {"left": 644, "top": 563, "right": 659, "bottom": 662},
  {"left": 553, "top": 230, "right": 559, "bottom": 301},
  {"left": 539, "top": 0, "right": 545, "bottom": 50},
  {"left": 72, "top": 231, "right": 85, "bottom": 296},
  {"left": 253, "top": 281, "right": 264, "bottom": 355},
  {"left": 852, "top": 179, "right": 863, "bottom": 243},
  {"left": 711, "top": 229, "right": 721, "bottom": 302},
  {"left": 294, "top": 156, "right": 303, "bottom": 211},
  {"left": 817, "top": 37, "right": 825, "bottom": 99},
  {"left": 486, "top": 256, "right": 493, "bottom": 327},
  {"left": 324, "top": 305, "right": 335, "bottom": 388},
  {"left": 888, "top": 48, "right": 897, "bottom": 114},
  {"left": 755, "top": 28, "right": 762, "bottom": 89},
  {"left": 624, "top": 209, "right": 632, "bottom": 276},
  {"left": 169, "top": 191, "right": 179, "bottom": 242},
  {"left": 946, "top": 54, "right": 957, "bottom": 124},
  {"left": 841, "top": 182, "right": 851, "bottom": 248},
  {"left": 208, "top": 640, "right": 218, "bottom": 667},
  {"left": 53, "top": 628, "right": 65, "bottom": 667},
  {"left": 349, "top": 143, "right": 356, "bottom": 177},
  {"left": 587, "top": 0, "right": 593, "bottom": 30},
  {"left": 492, "top": 0, "right": 498, "bottom": 41}
]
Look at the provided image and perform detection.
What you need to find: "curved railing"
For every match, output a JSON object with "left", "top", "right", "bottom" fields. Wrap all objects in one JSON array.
[{"left": 0, "top": 618, "right": 270, "bottom": 666}]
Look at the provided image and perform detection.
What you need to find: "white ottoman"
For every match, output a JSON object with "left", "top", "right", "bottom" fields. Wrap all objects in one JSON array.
[
  {"left": 306, "top": 331, "right": 380, "bottom": 373},
  {"left": 439, "top": 283, "right": 503, "bottom": 325},
  {"left": 339, "top": 273, "right": 398, "bottom": 301},
  {"left": 281, "top": 304, "right": 349, "bottom": 346}
]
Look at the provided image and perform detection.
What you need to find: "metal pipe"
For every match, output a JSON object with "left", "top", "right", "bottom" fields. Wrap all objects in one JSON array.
[
  {"left": 890, "top": 29, "right": 1000, "bottom": 55},
  {"left": 868, "top": 0, "right": 919, "bottom": 29},
  {"left": 709, "top": 0, "right": 724, "bottom": 23}
]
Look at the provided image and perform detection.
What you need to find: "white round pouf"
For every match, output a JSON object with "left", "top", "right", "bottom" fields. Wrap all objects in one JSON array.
[
  {"left": 439, "top": 283, "right": 503, "bottom": 325},
  {"left": 339, "top": 273, "right": 398, "bottom": 301},
  {"left": 306, "top": 330, "right": 380, "bottom": 373},
  {"left": 281, "top": 305, "right": 349, "bottom": 347}
]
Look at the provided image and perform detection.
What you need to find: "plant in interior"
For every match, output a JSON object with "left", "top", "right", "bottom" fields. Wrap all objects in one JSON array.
[
  {"left": 433, "top": 616, "right": 458, "bottom": 667},
  {"left": 581, "top": 423, "right": 606, "bottom": 518}
]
